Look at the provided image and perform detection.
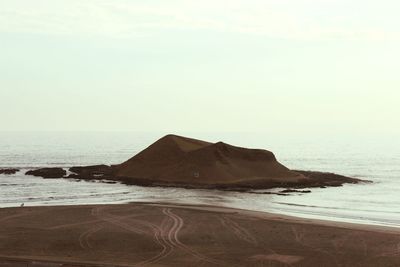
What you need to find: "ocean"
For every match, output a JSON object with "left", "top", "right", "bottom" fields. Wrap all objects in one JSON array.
[{"left": 1, "top": 131, "right": 399, "bottom": 227}]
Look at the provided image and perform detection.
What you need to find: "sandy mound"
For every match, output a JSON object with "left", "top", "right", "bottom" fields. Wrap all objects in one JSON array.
[
  {"left": 114, "top": 134, "right": 304, "bottom": 186},
  {"left": 25, "top": 134, "right": 362, "bottom": 189}
]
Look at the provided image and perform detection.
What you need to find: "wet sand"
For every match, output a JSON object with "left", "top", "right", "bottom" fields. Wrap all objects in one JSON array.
[{"left": 0, "top": 203, "right": 399, "bottom": 267}]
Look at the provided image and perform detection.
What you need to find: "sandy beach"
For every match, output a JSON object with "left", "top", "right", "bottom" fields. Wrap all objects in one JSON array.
[{"left": 1, "top": 203, "right": 399, "bottom": 267}]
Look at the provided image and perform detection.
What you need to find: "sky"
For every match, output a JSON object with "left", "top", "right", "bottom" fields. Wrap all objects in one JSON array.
[{"left": 1, "top": 0, "right": 400, "bottom": 135}]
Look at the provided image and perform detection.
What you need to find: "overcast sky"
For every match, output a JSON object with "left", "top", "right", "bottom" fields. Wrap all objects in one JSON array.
[{"left": 1, "top": 0, "right": 399, "bottom": 135}]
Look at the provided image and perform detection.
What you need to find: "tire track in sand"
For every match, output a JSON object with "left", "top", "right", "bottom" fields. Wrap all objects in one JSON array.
[
  {"left": 91, "top": 206, "right": 174, "bottom": 267},
  {"left": 78, "top": 224, "right": 103, "bottom": 250},
  {"left": 163, "top": 208, "right": 223, "bottom": 266},
  {"left": 50, "top": 219, "right": 100, "bottom": 230},
  {"left": 219, "top": 215, "right": 258, "bottom": 245},
  {"left": 133, "top": 217, "right": 174, "bottom": 267},
  {"left": 91, "top": 206, "right": 146, "bottom": 235},
  {"left": 89, "top": 206, "right": 224, "bottom": 266}
]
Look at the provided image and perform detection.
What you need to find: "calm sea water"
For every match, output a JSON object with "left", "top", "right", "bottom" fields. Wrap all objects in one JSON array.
[{"left": 1, "top": 131, "right": 399, "bottom": 227}]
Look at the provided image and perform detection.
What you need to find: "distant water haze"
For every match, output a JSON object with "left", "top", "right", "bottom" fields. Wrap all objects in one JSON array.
[{"left": 0, "top": 131, "right": 399, "bottom": 227}]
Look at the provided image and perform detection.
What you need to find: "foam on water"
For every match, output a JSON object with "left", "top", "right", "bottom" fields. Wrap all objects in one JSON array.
[{"left": 1, "top": 131, "right": 399, "bottom": 227}]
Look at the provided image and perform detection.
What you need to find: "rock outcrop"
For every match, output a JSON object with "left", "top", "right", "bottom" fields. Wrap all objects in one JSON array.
[
  {"left": 0, "top": 169, "right": 19, "bottom": 175},
  {"left": 26, "top": 168, "right": 67, "bottom": 178},
  {"left": 68, "top": 165, "right": 113, "bottom": 179}
]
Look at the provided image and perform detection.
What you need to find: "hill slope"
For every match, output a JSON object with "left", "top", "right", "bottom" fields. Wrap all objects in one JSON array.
[{"left": 113, "top": 134, "right": 306, "bottom": 187}]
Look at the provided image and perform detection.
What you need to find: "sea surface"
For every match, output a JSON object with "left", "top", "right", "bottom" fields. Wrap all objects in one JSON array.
[{"left": 1, "top": 131, "right": 399, "bottom": 227}]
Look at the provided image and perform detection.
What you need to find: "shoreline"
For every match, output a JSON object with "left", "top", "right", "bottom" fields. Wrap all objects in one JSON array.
[
  {"left": 1, "top": 168, "right": 397, "bottom": 231},
  {"left": 3, "top": 201, "right": 398, "bottom": 233},
  {"left": 0, "top": 181, "right": 397, "bottom": 229},
  {"left": 1, "top": 187, "right": 398, "bottom": 229},
  {"left": 131, "top": 201, "right": 400, "bottom": 233}
]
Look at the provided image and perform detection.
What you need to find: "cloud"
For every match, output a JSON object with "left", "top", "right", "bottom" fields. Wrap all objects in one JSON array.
[{"left": 0, "top": 0, "right": 399, "bottom": 41}]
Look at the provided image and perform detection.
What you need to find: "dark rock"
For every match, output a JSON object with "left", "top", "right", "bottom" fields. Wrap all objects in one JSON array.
[
  {"left": 0, "top": 168, "right": 19, "bottom": 175},
  {"left": 293, "top": 170, "right": 365, "bottom": 188},
  {"left": 66, "top": 174, "right": 80, "bottom": 179},
  {"left": 103, "top": 180, "right": 118, "bottom": 184},
  {"left": 247, "top": 191, "right": 289, "bottom": 196},
  {"left": 26, "top": 168, "right": 66, "bottom": 178},
  {"left": 69, "top": 165, "right": 113, "bottom": 179},
  {"left": 280, "top": 189, "right": 312, "bottom": 193}
]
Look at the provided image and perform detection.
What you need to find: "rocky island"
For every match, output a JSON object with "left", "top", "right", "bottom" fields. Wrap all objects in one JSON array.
[{"left": 25, "top": 134, "right": 363, "bottom": 191}]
